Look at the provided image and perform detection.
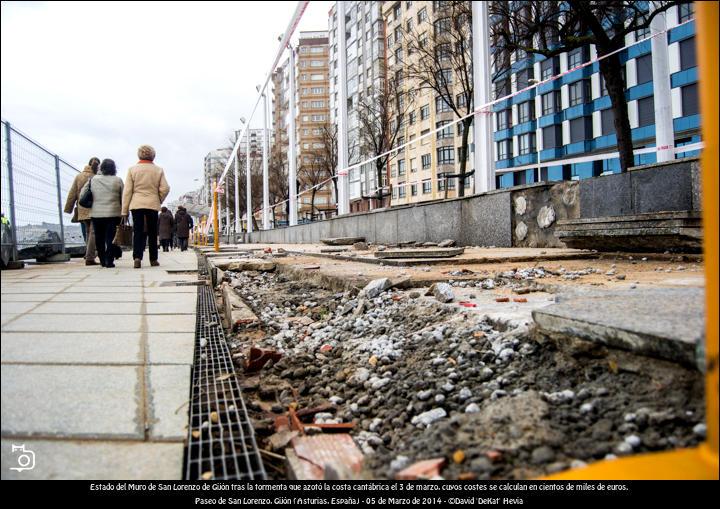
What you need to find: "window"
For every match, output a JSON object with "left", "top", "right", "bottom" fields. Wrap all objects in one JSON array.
[
  {"left": 420, "top": 104, "right": 430, "bottom": 120},
  {"left": 422, "top": 180, "right": 432, "bottom": 194},
  {"left": 543, "top": 125, "right": 562, "bottom": 149},
  {"left": 421, "top": 154, "right": 431, "bottom": 169},
  {"left": 495, "top": 79, "right": 510, "bottom": 99},
  {"left": 680, "top": 38, "right": 696, "bottom": 70},
  {"left": 570, "top": 116, "right": 590, "bottom": 143},
  {"left": 636, "top": 54, "right": 653, "bottom": 85},
  {"left": 434, "top": 17, "right": 451, "bottom": 36},
  {"left": 518, "top": 101, "right": 535, "bottom": 123},
  {"left": 436, "top": 121, "right": 453, "bottom": 139},
  {"left": 411, "top": 183, "right": 418, "bottom": 196},
  {"left": 456, "top": 93, "right": 467, "bottom": 109},
  {"left": 569, "top": 80, "right": 590, "bottom": 106},
  {"left": 541, "top": 57, "right": 559, "bottom": 81},
  {"left": 435, "top": 95, "right": 451, "bottom": 113},
  {"left": 437, "top": 69, "right": 452, "bottom": 85},
  {"left": 638, "top": 96, "right": 655, "bottom": 127},
  {"left": 310, "top": 101, "right": 325, "bottom": 108},
  {"left": 421, "top": 129, "right": 430, "bottom": 144},
  {"left": 418, "top": 7, "right": 428, "bottom": 23},
  {"left": 310, "top": 60, "right": 324, "bottom": 67},
  {"left": 516, "top": 68, "right": 533, "bottom": 90},
  {"left": 679, "top": 2, "right": 695, "bottom": 23},
  {"left": 437, "top": 146, "right": 454, "bottom": 165},
  {"left": 601, "top": 108, "right": 615, "bottom": 136},
  {"left": 393, "top": 2, "right": 401, "bottom": 20},
  {"left": 497, "top": 139, "right": 512, "bottom": 160},
  {"left": 409, "top": 110, "right": 417, "bottom": 124},
  {"left": 496, "top": 109, "right": 511, "bottom": 130},
  {"left": 682, "top": 83, "right": 699, "bottom": 116},
  {"left": 410, "top": 158, "right": 417, "bottom": 173},
  {"left": 310, "top": 74, "right": 324, "bottom": 81},
  {"left": 636, "top": 14, "right": 650, "bottom": 40},
  {"left": 397, "top": 159, "right": 406, "bottom": 176},
  {"left": 406, "top": 19, "right": 413, "bottom": 33},
  {"left": 568, "top": 46, "right": 587, "bottom": 69},
  {"left": 519, "top": 133, "right": 536, "bottom": 155},
  {"left": 398, "top": 182, "right": 406, "bottom": 198},
  {"left": 541, "top": 91, "right": 560, "bottom": 115}
]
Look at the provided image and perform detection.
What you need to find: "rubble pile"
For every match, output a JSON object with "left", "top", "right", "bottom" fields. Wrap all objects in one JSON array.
[{"left": 220, "top": 269, "right": 705, "bottom": 480}]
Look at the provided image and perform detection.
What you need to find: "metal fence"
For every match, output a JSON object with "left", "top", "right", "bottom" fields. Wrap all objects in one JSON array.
[{"left": 1, "top": 120, "right": 84, "bottom": 262}]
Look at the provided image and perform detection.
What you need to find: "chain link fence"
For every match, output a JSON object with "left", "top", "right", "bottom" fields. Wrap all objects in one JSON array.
[{"left": 1, "top": 120, "right": 85, "bottom": 265}]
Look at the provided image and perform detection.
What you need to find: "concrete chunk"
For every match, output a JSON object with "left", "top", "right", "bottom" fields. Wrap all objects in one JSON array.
[
  {"left": 374, "top": 247, "right": 465, "bottom": 259},
  {"left": 211, "top": 258, "right": 276, "bottom": 272},
  {"left": 320, "top": 237, "right": 366, "bottom": 246},
  {"left": 221, "top": 283, "right": 258, "bottom": 330},
  {"left": 361, "top": 278, "right": 391, "bottom": 299}
]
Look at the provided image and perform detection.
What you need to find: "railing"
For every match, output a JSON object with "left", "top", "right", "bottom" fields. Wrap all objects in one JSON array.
[{"left": 1, "top": 120, "right": 84, "bottom": 263}]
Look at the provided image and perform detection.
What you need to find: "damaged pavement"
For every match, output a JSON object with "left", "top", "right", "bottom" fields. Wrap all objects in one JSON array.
[{"left": 196, "top": 242, "right": 706, "bottom": 480}]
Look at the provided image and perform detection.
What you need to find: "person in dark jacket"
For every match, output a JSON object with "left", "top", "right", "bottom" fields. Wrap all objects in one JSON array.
[
  {"left": 174, "top": 206, "right": 193, "bottom": 251},
  {"left": 158, "top": 206, "right": 174, "bottom": 252},
  {"left": 80, "top": 158, "right": 123, "bottom": 268}
]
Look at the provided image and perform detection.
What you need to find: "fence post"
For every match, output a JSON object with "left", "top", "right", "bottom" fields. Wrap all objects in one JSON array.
[
  {"left": 4, "top": 122, "right": 18, "bottom": 262},
  {"left": 54, "top": 155, "right": 66, "bottom": 254}
]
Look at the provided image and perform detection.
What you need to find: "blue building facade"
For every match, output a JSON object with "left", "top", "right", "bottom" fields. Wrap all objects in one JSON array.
[{"left": 490, "top": 2, "right": 700, "bottom": 189}]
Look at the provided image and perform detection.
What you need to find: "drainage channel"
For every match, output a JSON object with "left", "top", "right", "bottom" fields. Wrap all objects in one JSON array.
[{"left": 184, "top": 256, "right": 267, "bottom": 480}]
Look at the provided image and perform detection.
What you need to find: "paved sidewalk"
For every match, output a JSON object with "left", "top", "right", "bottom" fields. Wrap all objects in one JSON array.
[{"left": 1, "top": 250, "right": 197, "bottom": 479}]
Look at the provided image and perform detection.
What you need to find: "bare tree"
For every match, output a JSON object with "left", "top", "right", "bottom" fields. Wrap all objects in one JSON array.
[
  {"left": 357, "top": 74, "right": 414, "bottom": 206},
  {"left": 403, "top": 0, "right": 474, "bottom": 197},
  {"left": 298, "top": 153, "right": 332, "bottom": 221},
  {"left": 490, "top": 1, "right": 682, "bottom": 173},
  {"left": 268, "top": 150, "right": 290, "bottom": 226}
]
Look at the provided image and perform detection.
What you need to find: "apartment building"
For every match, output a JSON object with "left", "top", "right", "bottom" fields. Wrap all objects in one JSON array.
[
  {"left": 491, "top": 1, "right": 700, "bottom": 188},
  {"left": 329, "top": 1, "right": 388, "bottom": 212},
  {"left": 381, "top": 0, "right": 475, "bottom": 207},
  {"left": 295, "top": 30, "right": 335, "bottom": 221}
]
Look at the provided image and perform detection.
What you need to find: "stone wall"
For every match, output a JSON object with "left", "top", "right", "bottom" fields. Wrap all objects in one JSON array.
[{"left": 246, "top": 158, "right": 700, "bottom": 248}]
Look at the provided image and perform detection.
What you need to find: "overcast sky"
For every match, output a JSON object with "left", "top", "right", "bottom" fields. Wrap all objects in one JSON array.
[{"left": 1, "top": 1, "right": 333, "bottom": 203}]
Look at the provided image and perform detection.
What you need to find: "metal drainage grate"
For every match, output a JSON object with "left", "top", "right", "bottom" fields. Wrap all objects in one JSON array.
[{"left": 184, "top": 284, "right": 267, "bottom": 480}]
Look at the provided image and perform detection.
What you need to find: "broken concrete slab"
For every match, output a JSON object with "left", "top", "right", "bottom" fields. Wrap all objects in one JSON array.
[
  {"left": 221, "top": 283, "right": 259, "bottom": 331},
  {"left": 532, "top": 287, "right": 704, "bottom": 367},
  {"left": 210, "top": 258, "right": 276, "bottom": 272},
  {"left": 555, "top": 211, "right": 702, "bottom": 253},
  {"left": 320, "top": 237, "right": 366, "bottom": 246},
  {"left": 320, "top": 247, "right": 350, "bottom": 253},
  {"left": 374, "top": 247, "right": 465, "bottom": 259}
]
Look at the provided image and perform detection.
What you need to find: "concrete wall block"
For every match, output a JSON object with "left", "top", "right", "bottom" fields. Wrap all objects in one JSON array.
[
  {"left": 424, "top": 201, "right": 462, "bottom": 243},
  {"left": 580, "top": 172, "right": 632, "bottom": 218},
  {"left": 373, "top": 210, "right": 398, "bottom": 245},
  {"left": 631, "top": 163, "right": 693, "bottom": 214},
  {"left": 459, "top": 193, "right": 512, "bottom": 247},
  {"left": 396, "top": 206, "right": 427, "bottom": 244}
]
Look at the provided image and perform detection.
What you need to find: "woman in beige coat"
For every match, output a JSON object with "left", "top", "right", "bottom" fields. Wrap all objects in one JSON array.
[
  {"left": 121, "top": 145, "right": 170, "bottom": 268},
  {"left": 63, "top": 157, "right": 99, "bottom": 265}
]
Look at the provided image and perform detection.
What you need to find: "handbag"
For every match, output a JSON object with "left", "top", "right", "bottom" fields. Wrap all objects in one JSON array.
[
  {"left": 71, "top": 207, "right": 79, "bottom": 223},
  {"left": 78, "top": 178, "right": 93, "bottom": 208},
  {"left": 113, "top": 217, "right": 133, "bottom": 247}
]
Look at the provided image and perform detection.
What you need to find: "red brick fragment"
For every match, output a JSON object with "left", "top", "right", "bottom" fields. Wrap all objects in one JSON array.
[
  {"left": 513, "top": 297, "right": 528, "bottom": 303},
  {"left": 495, "top": 297, "right": 510, "bottom": 303},
  {"left": 395, "top": 458, "right": 446, "bottom": 480}
]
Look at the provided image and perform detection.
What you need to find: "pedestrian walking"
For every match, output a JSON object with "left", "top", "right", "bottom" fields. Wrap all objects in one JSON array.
[
  {"left": 121, "top": 145, "right": 170, "bottom": 268},
  {"left": 64, "top": 157, "right": 99, "bottom": 265},
  {"left": 158, "top": 206, "right": 174, "bottom": 252},
  {"left": 79, "top": 158, "right": 123, "bottom": 268},
  {"left": 174, "top": 206, "right": 193, "bottom": 251}
]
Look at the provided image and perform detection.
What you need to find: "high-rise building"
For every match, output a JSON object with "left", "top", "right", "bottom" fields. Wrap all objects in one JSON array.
[
  {"left": 381, "top": 0, "right": 475, "bottom": 206},
  {"left": 329, "top": 1, "right": 388, "bottom": 212},
  {"left": 295, "top": 30, "right": 334, "bottom": 221},
  {"left": 490, "top": 1, "right": 700, "bottom": 188}
]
